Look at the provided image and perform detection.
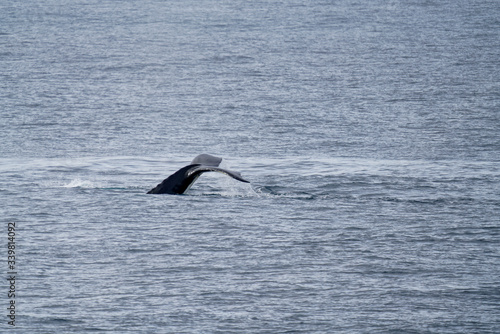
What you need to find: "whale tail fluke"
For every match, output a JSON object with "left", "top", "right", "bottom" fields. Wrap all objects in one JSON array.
[
  {"left": 147, "top": 154, "right": 249, "bottom": 195},
  {"left": 190, "top": 154, "right": 222, "bottom": 166}
]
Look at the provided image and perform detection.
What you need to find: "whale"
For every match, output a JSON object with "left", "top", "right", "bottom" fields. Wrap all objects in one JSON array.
[{"left": 147, "top": 154, "right": 250, "bottom": 194}]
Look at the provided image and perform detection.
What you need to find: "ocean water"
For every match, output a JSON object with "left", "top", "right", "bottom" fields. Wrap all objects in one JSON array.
[{"left": 1, "top": 0, "right": 499, "bottom": 333}]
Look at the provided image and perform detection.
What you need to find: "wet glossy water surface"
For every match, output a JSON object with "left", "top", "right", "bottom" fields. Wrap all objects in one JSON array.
[{"left": 1, "top": 0, "right": 499, "bottom": 332}]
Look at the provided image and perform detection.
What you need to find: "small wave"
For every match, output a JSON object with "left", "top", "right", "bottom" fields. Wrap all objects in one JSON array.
[
  {"left": 61, "top": 179, "right": 98, "bottom": 188},
  {"left": 252, "top": 186, "right": 316, "bottom": 200},
  {"left": 187, "top": 182, "right": 258, "bottom": 198}
]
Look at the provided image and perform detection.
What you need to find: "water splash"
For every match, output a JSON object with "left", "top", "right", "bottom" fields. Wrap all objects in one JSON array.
[{"left": 61, "top": 179, "right": 98, "bottom": 188}]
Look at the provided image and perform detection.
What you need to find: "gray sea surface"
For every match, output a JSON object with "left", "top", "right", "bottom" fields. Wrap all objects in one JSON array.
[{"left": 1, "top": 0, "right": 499, "bottom": 333}]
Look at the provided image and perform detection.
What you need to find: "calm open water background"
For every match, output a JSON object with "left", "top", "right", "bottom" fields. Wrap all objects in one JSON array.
[{"left": 1, "top": 0, "right": 500, "bottom": 333}]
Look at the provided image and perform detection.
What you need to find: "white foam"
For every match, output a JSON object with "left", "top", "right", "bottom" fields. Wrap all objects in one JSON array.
[{"left": 61, "top": 178, "right": 97, "bottom": 188}]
